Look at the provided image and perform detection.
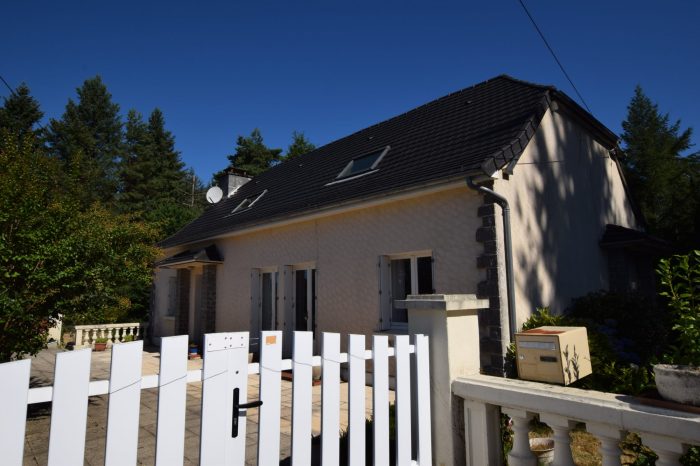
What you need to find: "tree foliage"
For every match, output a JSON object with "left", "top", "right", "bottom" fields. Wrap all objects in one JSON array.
[
  {"left": 119, "top": 109, "right": 203, "bottom": 237},
  {"left": 221, "top": 128, "right": 282, "bottom": 177},
  {"left": 285, "top": 130, "right": 316, "bottom": 160},
  {"left": 46, "top": 76, "right": 124, "bottom": 207},
  {"left": 0, "top": 131, "right": 159, "bottom": 361},
  {"left": 620, "top": 86, "right": 699, "bottom": 249},
  {"left": 0, "top": 83, "right": 43, "bottom": 141}
]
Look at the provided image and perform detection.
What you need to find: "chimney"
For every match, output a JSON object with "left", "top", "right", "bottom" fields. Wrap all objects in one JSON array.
[{"left": 217, "top": 168, "right": 251, "bottom": 198}]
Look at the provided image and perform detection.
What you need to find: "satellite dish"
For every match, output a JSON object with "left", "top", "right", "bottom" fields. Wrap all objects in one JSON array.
[{"left": 206, "top": 186, "right": 223, "bottom": 204}]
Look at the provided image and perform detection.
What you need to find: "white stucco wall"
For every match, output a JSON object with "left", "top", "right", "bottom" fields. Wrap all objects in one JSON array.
[
  {"left": 153, "top": 186, "right": 484, "bottom": 346},
  {"left": 493, "top": 107, "right": 639, "bottom": 328}
]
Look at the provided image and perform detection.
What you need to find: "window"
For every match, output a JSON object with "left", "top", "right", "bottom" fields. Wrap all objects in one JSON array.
[
  {"left": 379, "top": 253, "right": 433, "bottom": 329},
  {"left": 232, "top": 189, "right": 267, "bottom": 213},
  {"left": 335, "top": 146, "right": 390, "bottom": 180}
]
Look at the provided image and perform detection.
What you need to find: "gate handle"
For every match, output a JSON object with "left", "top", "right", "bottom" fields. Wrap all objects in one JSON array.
[{"left": 232, "top": 388, "right": 263, "bottom": 438}]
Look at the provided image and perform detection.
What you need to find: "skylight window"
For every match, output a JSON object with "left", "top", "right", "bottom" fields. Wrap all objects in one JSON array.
[
  {"left": 232, "top": 190, "right": 267, "bottom": 213},
  {"left": 336, "top": 146, "right": 390, "bottom": 180}
]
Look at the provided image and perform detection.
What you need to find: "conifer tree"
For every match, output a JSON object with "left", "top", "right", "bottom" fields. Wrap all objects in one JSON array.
[
  {"left": 0, "top": 83, "right": 43, "bottom": 140},
  {"left": 118, "top": 108, "right": 202, "bottom": 236},
  {"left": 222, "top": 128, "right": 282, "bottom": 177},
  {"left": 285, "top": 130, "right": 316, "bottom": 159},
  {"left": 46, "top": 76, "right": 123, "bottom": 206},
  {"left": 621, "top": 86, "right": 698, "bottom": 249}
]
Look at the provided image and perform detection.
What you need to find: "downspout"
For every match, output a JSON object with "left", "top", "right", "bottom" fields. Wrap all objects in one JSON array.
[{"left": 466, "top": 177, "right": 517, "bottom": 344}]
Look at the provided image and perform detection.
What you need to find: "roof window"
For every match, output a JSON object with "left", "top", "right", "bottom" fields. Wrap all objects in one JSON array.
[
  {"left": 335, "top": 146, "right": 390, "bottom": 180},
  {"left": 232, "top": 190, "right": 267, "bottom": 213}
]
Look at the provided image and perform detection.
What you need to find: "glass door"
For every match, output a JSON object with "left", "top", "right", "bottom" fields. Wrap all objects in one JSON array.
[
  {"left": 260, "top": 271, "right": 277, "bottom": 332},
  {"left": 294, "top": 268, "right": 316, "bottom": 334}
]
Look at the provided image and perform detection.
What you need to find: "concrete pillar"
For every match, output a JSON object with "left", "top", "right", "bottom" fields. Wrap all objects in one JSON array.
[{"left": 400, "top": 294, "right": 489, "bottom": 466}]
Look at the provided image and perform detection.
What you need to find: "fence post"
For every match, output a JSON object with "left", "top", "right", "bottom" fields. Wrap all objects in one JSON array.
[{"left": 400, "top": 294, "right": 489, "bottom": 466}]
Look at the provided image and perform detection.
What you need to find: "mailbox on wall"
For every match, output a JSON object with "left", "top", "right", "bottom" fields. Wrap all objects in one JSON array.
[{"left": 515, "top": 326, "right": 592, "bottom": 385}]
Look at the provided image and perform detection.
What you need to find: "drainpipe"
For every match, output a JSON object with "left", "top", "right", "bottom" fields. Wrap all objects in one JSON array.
[{"left": 466, "top": 177, "right": 517, "bottom": 344}]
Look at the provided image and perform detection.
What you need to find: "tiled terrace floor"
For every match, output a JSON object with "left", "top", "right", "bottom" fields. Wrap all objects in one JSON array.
[{"left": 24, "top": 346, "right": 390, "bottom": 465}]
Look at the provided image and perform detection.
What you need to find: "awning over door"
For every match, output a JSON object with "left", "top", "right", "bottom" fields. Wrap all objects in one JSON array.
[{"left": 157, "top": 244, "right": 223, "bottom": 268}]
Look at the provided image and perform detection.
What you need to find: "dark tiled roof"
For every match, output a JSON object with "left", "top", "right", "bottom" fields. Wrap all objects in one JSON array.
[
  {"left": 599, "top": 224, "right": 671, "bottom": 253},
  {"left": 161, "top": 75, "right": 611, "bottom": 248},
  {"left": 157, "top": 245, "right": 223, "bottom": 267}
]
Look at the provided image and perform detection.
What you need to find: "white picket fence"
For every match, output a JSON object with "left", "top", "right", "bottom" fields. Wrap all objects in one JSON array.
[{"left": 0, "top": 331, "right": 431, "bottom": 466}]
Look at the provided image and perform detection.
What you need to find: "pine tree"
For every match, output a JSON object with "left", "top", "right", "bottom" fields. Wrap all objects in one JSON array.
[
  {"left": 285, "top": 131, "right": 316, "bottom": 159},
  {"left": 222, "top": 128, "right": 282, "bottom": 177},
  {"left": 118, "top": 108, "right": 202, "bottom": 237},
  {"left": 46, "top": 76, "right": 123, "bottom": 206},
  {"left": 621, "top": 86, "right": 697, "bottom": 249},
  {"left": 0, "top": 83, "right": 43, "bottom": 140}
]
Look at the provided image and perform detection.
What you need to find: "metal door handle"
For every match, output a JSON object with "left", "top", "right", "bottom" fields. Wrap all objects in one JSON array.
[{"left": 232, "top": 388, "right": 263, "bottom": 438}]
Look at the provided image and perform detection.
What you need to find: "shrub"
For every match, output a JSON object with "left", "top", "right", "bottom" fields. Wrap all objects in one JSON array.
[{"left": 657, "top": 250, "right": 700, "bottom": 366}]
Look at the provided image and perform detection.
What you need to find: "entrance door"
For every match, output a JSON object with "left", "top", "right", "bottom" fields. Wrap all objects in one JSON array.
[{"left": 294, "top": 268, "right": 316, "bottom": 335}]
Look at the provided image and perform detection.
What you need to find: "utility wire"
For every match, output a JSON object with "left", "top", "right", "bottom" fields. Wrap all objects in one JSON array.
[
  {"left": 0, "top": 73, "right": 16, "bottom": 96},
  {"left": 516, "top": 0, "right": 592, "bottom": 113},
  {"left": 0, "top": 73, "right": 48, "bottom": 131}
]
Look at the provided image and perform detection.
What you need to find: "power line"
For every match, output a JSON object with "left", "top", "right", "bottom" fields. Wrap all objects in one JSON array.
[
  {"left": 516, "top": 0, "right": 592, "bottom": 113},
  {"left": 0, "top": 73, "right": 17, "bottom": 97}
]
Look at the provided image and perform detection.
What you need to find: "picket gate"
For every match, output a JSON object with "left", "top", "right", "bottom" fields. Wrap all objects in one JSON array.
[{"left": 0, "top": 331, "right": 432, "bottom": 465}]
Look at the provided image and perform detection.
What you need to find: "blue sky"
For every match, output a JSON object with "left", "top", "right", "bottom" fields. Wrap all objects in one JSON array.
[{"left": 3, "top": 1, "right": 698, "bottom": 181}]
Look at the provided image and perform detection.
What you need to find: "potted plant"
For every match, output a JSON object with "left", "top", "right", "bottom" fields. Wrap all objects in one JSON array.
[
  {"left": 94, "top": 337, "right": 109, "bottom": 351},
  {"left": 653, "top": 250, "right": 700, "bottom": 406},
  {"left": 189, "top": 343, "right": 200, "bottom": 359}
]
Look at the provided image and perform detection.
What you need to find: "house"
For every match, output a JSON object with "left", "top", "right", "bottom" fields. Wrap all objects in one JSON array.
[{"left": 152, "top": 75, "right": 650, "bottom": 374}]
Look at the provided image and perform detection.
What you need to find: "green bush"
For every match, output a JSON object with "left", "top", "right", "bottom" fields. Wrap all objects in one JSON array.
[{"left": 657, "top": 250, "right": 700, "bottom": 366}]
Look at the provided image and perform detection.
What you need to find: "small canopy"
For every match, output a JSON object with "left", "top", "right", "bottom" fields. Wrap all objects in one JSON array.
[
  {"left": 599, "top": 224, "right": 670, "bottom": 254},
  {"left": 157, "top": 244, "right": 223, "bottom": 269}
]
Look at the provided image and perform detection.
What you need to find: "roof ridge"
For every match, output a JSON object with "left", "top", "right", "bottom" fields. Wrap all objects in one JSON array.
[
  {"left": 494, "top": 74, "right": 556, "bottom": 91},
  {"left": 269, "top": 75, "right": 552, "bottom": 171}
]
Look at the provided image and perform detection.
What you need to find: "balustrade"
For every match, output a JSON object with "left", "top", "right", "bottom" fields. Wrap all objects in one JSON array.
[
  {"left": 73, "top": 323, "right": 147, "bottom": 348},
  {"left": 454, "top": 374, "right": 700, "bottom": 466}
]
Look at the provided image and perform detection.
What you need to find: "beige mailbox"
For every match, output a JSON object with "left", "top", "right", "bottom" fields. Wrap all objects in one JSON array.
[{"left": 515, "top": 326, "right": 592, "bottom": 385}]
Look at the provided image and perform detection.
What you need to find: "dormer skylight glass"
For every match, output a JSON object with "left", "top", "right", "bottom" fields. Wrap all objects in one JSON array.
[
  {"left": 232, "top": 189, "right": 267, "bottom": 213},
  {"left": 336, "top": 146, "right": 390, "bottom": 180}
]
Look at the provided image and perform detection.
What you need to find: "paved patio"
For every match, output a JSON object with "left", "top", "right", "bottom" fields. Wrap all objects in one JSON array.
[{"left": 24, "top": 346, "right": 389, "bottom": 465}]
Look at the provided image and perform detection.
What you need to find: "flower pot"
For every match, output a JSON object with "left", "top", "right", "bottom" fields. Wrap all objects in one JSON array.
[
  {"left": 529, "top": 437, "right": 554, "bottom": 465},
  {"left": 653, "top": 364, "right": 700, "bottom": 406},
  {"left": 94, "top": 342, "right": 107, "bottom": 352}
]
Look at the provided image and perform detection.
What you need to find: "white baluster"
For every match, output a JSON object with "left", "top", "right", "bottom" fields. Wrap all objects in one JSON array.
[
  {"left": 89, "top": 329, "right": 96, "bottom": 346},
  {"left": 502, "top": 407, "right": 536, "bottom": 466},
  {"left": 587, "top": 423, "right": 622, "bottom": 466},
  {"left": 75, "top": 328, "right": 83, "bottom": 347},
  {"left": 540, "top": 413, "right": 575, "bottom": 466},
  {"left": 640, "top": 433, "right": 687, "bottom": 466}
]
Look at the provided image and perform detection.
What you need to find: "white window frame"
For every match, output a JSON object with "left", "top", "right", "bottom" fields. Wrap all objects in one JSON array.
[
  {"left": 232, "top": 189, "right": 268, "bottom": 214},
  {"left": 379, "top": 250, "right": 433, "bottom": 330}
]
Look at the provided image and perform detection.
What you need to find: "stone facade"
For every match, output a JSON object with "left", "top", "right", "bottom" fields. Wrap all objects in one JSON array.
[
  {"left": 475, "top": 198, "right": 506, "bottom": 375},
  {"left": 175, "top": 268, "right": 190, "bottom": 336},
  {"left": 200, "top": 265, "right": 217, "bottom": 334}
]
